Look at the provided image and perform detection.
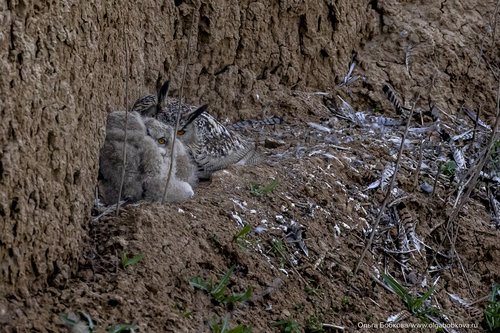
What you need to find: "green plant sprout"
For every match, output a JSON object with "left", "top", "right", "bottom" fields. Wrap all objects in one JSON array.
[
  {"left": 121, "top": 253, "right": 145, "bottom": 269},
  {"left": 249, "top": 178, "right": 278, "bottom": 197},
  {"left": 190, "top": 265, "right": 252, "bottom": 305},
  {"left": 209, "top": 314, "right": 253, "bottom": 333}
]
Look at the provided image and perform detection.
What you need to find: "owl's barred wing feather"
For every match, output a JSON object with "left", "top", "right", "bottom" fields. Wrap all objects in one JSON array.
[
  {"left": 195, "top": 141, "right": 257, "bottom": 178},
  {"left": 131, "top": 89, "right": 264, "bottom": 179}
]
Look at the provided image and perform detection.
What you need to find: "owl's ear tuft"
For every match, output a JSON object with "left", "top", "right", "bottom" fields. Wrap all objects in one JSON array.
[
  {"left": 181, "top": 104, "right": 208, "bottom": 130},
  {"left": 157, "top": 80, "right": 170, "bottom": 107}
]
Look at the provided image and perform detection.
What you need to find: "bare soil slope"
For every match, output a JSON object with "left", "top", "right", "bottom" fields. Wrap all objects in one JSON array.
[{"left": 0, "top": 0, "right": 375, "bottom": 296}]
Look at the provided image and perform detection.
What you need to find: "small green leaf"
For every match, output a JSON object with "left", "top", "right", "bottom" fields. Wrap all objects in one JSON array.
[
  {"left": 59, "top": 313, "right": 77, "bottom": 326},
  {"left": 224, "top": 286, "right": 252, "bottom": 305},
  {"left": 189, "top": 276, "right": 211, "bottom": 292},
  {"left": 237, "top": 243, "right": 250, "bottom": 251},
  {"left": 107, "top": 324, "right": 138, "bottom": 333},
  {"left": 383, "top": 274, "right": 411, "bottom": 303},
  {"left": 239, "top": 325, "right": 253, "bottom": 333},
  {"left": 221, "top": 313, "right": 230, "bottom": 333},
  {"left": 209, "top": 315, "right": 219, "bottom": 331},
  {"left": 414, "top": 284, "right": 436, "bottom": 311},
  {"left": 262, "top": 179, "right": 278, "bottom": 195},
  {"left": 234, "top": 225, "right": 251, "bottom": 240},
  {"left": 123, "top": 254, "right": 145, "bottom": 268},
  {"left": 212, "top": 265, "right": 235, "bottom": 296},
  {"left": 489, "top": 283, "right": 499, "bottom": 303},
  {"left": 81, "top": 311, "right": 95, "bottom": 330}
]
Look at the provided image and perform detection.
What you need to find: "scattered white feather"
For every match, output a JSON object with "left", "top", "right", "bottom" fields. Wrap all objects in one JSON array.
[
  {"left": 365, "top": 179, "right": 381, "bottom": 191},
  {"left": 334, "top": 224, "right": 341, "bottom": 237},
  {"left": 387, "top": 313, "right": 402, "bottom": 323},
  {"left": 276, "top": 215, "right": 286, "bottom": 224},
  {"left": 381, "top": 163, "right": 395, "bottom": 191},
  {"left": 452, "top": 129, "right": 473, "bottom": 141},
  {"left": 232, "top": 213, "right": 243, "bottom": 227},
  {"left": 341, "top": 222, "right": 351, "bottom": 229},
  {"left": 254, "top": 226, "right": 267, "bottom": 233},
  {"left": 454, "top": 148, "right": 466, "bottom": 170},
  {"left": 373, "top": 266, "right": 380, "bottom": 279},
  {"left": 447, "top": 292, "right": 468, "bottom": 306},
  {"left": 308, "top": 122, "right": 331, "bottom": 132}
]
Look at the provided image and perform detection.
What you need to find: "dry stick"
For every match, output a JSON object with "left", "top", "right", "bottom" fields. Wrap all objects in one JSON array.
[
  {"left": 116, "top": 22, "right": 129, "bottom": 216},
  {"left": 354, "top": 95, "right": 419, "bottom": 276},
  {"left": 161, "top": 12, "right": 196, "bottom": 204},
  {"left": 431, "top": 161, "right": 443, "bottom": 199},
  {"left": 413, "top": 138, "right": 424, "bottom": 189},
  {"left": 471, "top": 105, "right": 482, "bottom": 146},
  {"left": 468, "top": 294, "right": 492, "bottom": 306}
]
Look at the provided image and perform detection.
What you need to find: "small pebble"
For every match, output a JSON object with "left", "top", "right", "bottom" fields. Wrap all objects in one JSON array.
[{"left": 420, "top": 183, "right": 433, "bottom": 193}]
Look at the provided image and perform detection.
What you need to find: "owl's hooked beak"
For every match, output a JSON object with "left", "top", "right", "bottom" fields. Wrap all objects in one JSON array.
[{"left": 158, "top": 147, "right": 167, "bottom": 156}]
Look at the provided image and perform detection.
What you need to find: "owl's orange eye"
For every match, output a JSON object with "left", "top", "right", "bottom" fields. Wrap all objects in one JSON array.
[
  {"left": 158, "top": 138, "right": 165, "bottom": 144},
  {"left": 177, "top": 130, "right": 185, "bottom": 135}
]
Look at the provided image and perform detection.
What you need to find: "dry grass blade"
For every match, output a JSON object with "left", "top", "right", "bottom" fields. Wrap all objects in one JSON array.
[
  {"left": 354, "top": 95, "right": 419, "bottom": 275},
  {"left": 116, "top": 22, "right": 129, "bottom": 216},
  {"left": 161, "top": 12, "right": 196, "bottom": 204}
]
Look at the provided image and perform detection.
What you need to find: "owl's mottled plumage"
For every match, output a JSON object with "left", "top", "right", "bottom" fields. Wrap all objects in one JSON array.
[
  {"left": 132, "top": 81, "right": 262, "bottom": 179},
  {"left": 99, "top": 111, "right": 195, "bottom": 204}
]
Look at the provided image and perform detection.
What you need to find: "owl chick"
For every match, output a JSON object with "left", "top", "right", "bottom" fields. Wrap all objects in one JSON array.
[
  {"left": 132, "top": 80, "right": 262, "bottom": 179},
  {"left": 99, "top": 111, "right": 194, "bottom": 204},
  {"left": 142, "top": 117, "right": 198, "bottom": 187}
]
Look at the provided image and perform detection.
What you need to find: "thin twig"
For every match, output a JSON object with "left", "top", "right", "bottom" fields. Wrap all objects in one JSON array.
[
  {"left": 354, "top": 95, "right": 419, "bottom": 275},
  {"left": 116, "top": 22, "right": 129, "bottom": 216},
  {"left": 471, "top": 105, "right": 482, "bottom": 145},
  {"left": 161, "top": 12, "right": 196, "bottom": 204},
  {"left": 468, "top": 294, "right": 491, "bottom": 306},
  {"left": 456, "top": 253, "right": 475, "bottom": 298}
]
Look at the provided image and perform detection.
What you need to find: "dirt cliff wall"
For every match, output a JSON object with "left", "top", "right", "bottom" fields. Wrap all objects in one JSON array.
[{"left": 0, "top": 0, "right": 377, "bottom": 295}]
